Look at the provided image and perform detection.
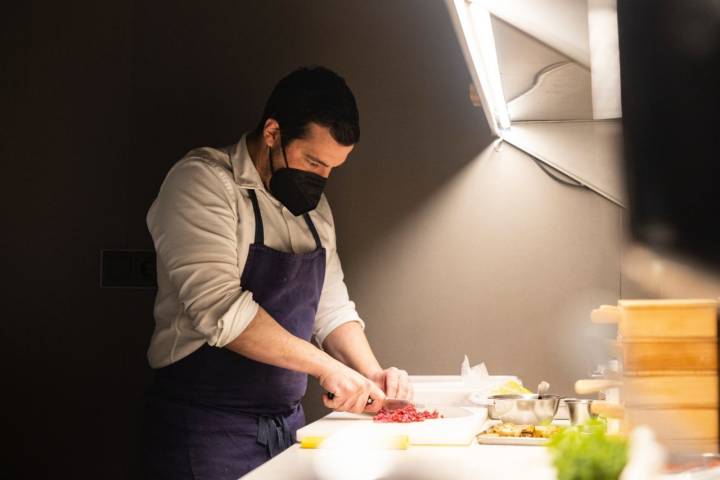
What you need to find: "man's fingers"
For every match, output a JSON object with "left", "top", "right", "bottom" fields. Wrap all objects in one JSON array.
[
  {"left": 323, "top": 388, "right": 353, "bottom": 411},
  {"left": 325, "top": 393, "right": 353, "bottom": 412},
  {"left": 372, "top": 382, "right": 387, "bottom": 401},
  {"left": 395, "top": 370, "right": 411, "bottom": 400},
  {"left": 323, "top": 393, "right": 338, "bottom": 409},
  {"left": 338, "top": 392, "right": 358, "bottom": 412},
  {"left": 397, "top": 384, "right": 408, "bottom": 401},
  {"left": 321, "top": 366, "right": 409, "bottom": 413},
  {"left": 367, "top": 383, "right": 386, "bottom": 413},
  {"left": 386, "top": 368, "right": 400, "bottom": 399},
  {"left": 362, "top": 381, "right": 385, "bottom": 413},
  {"left": 364, "top": 396, "right": 382, "bottom": 414},
  {"left": 350, "top": 394, "right": 370, "bottom": 414}
]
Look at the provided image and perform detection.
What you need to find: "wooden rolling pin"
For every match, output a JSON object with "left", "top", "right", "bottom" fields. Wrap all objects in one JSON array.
[
  {"left": 574, "top": 378, "right": 622, "bottom": 395},
  {"left": 591, "top": 305, "right": 621, "bottom": 324},
  {"left": 590, "top": 400, "right": 625, "bottom": 419}
]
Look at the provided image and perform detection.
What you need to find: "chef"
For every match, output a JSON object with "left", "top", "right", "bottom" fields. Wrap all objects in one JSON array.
[{"left": 141, "top": 66, "right": 412, "bottom": 479}]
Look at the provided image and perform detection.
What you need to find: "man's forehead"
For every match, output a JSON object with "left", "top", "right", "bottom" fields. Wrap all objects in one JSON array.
[{"left": 294, "top": 123, "right": 354, "bottom": 166}]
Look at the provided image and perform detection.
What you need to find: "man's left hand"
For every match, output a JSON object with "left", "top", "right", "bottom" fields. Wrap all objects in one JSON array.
[{"left": 368, "top": 367, "right": 413, "bottom": 401}]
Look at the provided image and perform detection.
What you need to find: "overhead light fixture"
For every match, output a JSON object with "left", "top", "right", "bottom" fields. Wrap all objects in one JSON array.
[{"left": 449, "top": 0, "right": 511, "bottom": 135}]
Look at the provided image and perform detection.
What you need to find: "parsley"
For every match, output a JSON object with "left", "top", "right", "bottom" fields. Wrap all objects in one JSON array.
[{"left": 548, "top": 419, "right": 628, "bottom": 480}]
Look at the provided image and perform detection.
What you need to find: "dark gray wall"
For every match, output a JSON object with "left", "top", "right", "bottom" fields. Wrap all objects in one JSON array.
[
  {"left": 3, "top": 1, "right": 622, "bottom": 478},
  {"left": 3, "top": 1, "right": 484, "bottom": 477}
]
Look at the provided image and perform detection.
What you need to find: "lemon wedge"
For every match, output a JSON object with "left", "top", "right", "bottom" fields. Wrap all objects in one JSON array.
[{"left": 492, "top": 380, "right": 532, "bottom": 395}]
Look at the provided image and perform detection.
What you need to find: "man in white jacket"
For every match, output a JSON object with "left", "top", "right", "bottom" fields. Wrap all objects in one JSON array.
[{"left": 142, "top": 66, "right": 412, "bottom": 479}]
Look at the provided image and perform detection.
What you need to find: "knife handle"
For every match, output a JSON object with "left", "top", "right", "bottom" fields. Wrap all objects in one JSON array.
[{"left": 325, "top": 392, "right": 374, "bottom": 405}]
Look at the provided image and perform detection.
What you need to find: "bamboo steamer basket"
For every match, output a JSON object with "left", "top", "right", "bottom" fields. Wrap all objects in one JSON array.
[
  {"left": 591, "top": 299, "right": 718, "bottom": 338},
  {"left": 614, "top": 338, "right": 718, "bottom": 373},
  {"left": 624, "top": 407, "right": 717, "bottom": 441}
]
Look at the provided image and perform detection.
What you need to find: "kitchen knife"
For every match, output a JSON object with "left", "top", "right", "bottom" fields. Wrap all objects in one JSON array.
[{"left": 325, "top": 392, "right": 414, "bottom": 411}]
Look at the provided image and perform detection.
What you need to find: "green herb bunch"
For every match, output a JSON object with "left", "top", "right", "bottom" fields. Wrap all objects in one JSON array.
[{"left": 548, "top": 418, "right": 628, "bottom": 480}]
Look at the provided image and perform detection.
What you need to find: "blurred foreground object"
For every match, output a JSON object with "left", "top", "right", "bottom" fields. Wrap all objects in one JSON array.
[{"left": 619, "top": 0, "right": 720, "bottom": 270}]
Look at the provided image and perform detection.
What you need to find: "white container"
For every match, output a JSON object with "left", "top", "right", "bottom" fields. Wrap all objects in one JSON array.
[{"left": 410, "top": 375, "right": 520, "bottom": 406}]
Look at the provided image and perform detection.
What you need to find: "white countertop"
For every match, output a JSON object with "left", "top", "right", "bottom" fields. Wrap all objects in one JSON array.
[{"left": 240, "top": 414, "right": 557, "bottom": 480}]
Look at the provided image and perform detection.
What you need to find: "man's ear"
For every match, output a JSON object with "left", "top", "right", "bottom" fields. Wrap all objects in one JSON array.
[{"left": 262, "top": 118, "right": 280, "bottom": 148}]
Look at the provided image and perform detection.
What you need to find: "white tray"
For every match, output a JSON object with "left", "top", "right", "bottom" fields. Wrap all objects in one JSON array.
[{"left": 476, "top": 435, "right": 549, "bottom": 446}]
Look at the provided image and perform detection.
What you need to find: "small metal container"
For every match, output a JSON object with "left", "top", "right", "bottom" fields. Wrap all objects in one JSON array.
[
  {"left": 487, "top": 394, "right": 561, "bottom": 425},
  {"left": 564, "top": 398, "right": 597, "bottom": 425}
]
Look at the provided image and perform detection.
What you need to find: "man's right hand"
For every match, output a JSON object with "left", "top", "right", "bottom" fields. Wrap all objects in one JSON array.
[{"left": 319, "top": 362, "right": 386, "bottom": 414}]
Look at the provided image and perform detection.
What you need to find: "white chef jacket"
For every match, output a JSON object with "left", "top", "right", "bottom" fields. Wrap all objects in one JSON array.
[{"left": 146, "top": 134, "right": 364, "bottom": 368}]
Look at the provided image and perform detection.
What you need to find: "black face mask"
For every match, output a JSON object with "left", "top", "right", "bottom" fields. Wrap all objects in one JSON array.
[{"left": 268, "top": 138, "right": 327, "bottom": 216}]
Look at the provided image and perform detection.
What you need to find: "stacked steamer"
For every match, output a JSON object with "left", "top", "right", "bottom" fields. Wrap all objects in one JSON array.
[{"left": 593, "top": 299, "right": 719, "bottom": 454}]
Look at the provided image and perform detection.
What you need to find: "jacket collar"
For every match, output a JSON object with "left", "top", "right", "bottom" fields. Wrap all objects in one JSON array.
[
  {"left": 230, "top": 133, "right": 288, "bottom": 209},
  {"left": 230, "top": 133, "right": 266, "bottom": 190}
]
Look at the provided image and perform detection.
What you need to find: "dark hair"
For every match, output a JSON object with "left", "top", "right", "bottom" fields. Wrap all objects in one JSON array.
[{"left": 254, "top": 66, "right": 360, "bottom": 146}]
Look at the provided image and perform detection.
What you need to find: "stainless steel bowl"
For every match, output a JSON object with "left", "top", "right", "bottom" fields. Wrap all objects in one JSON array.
[
  {"left": 563, "top": 398, "right": 598, "bottom": 425},
  {"left": 487, "top": 394, "right": 561, "bottom": 425}
]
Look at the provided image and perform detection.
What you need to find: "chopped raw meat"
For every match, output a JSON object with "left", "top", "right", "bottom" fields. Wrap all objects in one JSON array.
[{"left": 373, "top": 405, "right": 442, "bottom": 423}]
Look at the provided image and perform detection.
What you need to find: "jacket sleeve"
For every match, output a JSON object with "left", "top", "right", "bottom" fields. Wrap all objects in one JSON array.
[
  {"left": 312, "top": 199, "right": 365, "bottom": 347},
  {"left": 147, "top": 157, "right": 259, "bottom": 347}
]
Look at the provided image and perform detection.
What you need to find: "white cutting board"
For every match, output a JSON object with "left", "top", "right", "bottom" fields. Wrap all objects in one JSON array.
[{"left": 296, "top": 406, "right": 487, "bottom": 446}]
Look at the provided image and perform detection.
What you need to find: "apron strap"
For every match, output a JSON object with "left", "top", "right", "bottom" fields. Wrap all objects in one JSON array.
[
  {"left": 256, "top": 415, "right": 294, "bottom": 458},
  {"left": 303, "top": 214, "right": 322, "bottom": 250},
  {"left": 248, "top": 189, "right": 264, "bottom": 245}
]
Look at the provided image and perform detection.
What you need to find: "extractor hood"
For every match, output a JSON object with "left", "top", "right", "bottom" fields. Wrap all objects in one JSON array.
[{"left": 445, "top": 0, "right": 625, "bottom": 207}]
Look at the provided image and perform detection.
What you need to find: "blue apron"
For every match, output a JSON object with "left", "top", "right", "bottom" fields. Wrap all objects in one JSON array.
[{"left": 142, "top": 189, "right": 326, "bottom": 479}]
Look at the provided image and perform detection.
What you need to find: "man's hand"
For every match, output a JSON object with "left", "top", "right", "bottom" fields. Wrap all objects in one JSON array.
[
  {"left": 319, "top": 361, "right": 386, "bottom": 414},
  {"left": 369, "top": 367, "right": 413, "bottom": 401},
  {"left": 321, "top": 323, "right": 413, "bottom": 403}
]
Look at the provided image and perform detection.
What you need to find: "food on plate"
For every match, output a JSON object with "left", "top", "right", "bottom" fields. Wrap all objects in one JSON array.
[
  {"left": 478, "top": 422, "right": 562, "bottom": 439},
  {"left": 548, "top": 418, "right": 627, "bottom": 480},
  {"left": 373, "top": 404, "right": 442, "bottom": 423},
  {"left": 491, "top": 380, "right": 532, "bottom": 395}
]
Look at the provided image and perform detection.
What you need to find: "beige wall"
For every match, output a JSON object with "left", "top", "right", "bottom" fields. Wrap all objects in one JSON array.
[
  {"left": 305, "top": 137, "right": 625, "bottom": 421},
  {"left": 293, "top": 1, "right": 627, "bottom": 423}
]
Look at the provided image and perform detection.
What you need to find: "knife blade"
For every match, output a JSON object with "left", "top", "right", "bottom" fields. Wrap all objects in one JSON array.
[{"left": 381, "top": 398, "right": 413, "bottom": 411}]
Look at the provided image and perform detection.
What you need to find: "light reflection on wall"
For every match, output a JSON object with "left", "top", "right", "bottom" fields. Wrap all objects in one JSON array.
[{"left": 349, "top": 139, "right": 623, "bottom": 395}]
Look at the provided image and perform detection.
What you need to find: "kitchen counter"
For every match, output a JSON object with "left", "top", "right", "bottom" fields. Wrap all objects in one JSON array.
[{"left": 240, "top": 413, "right": 557, "bottom": 480}]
